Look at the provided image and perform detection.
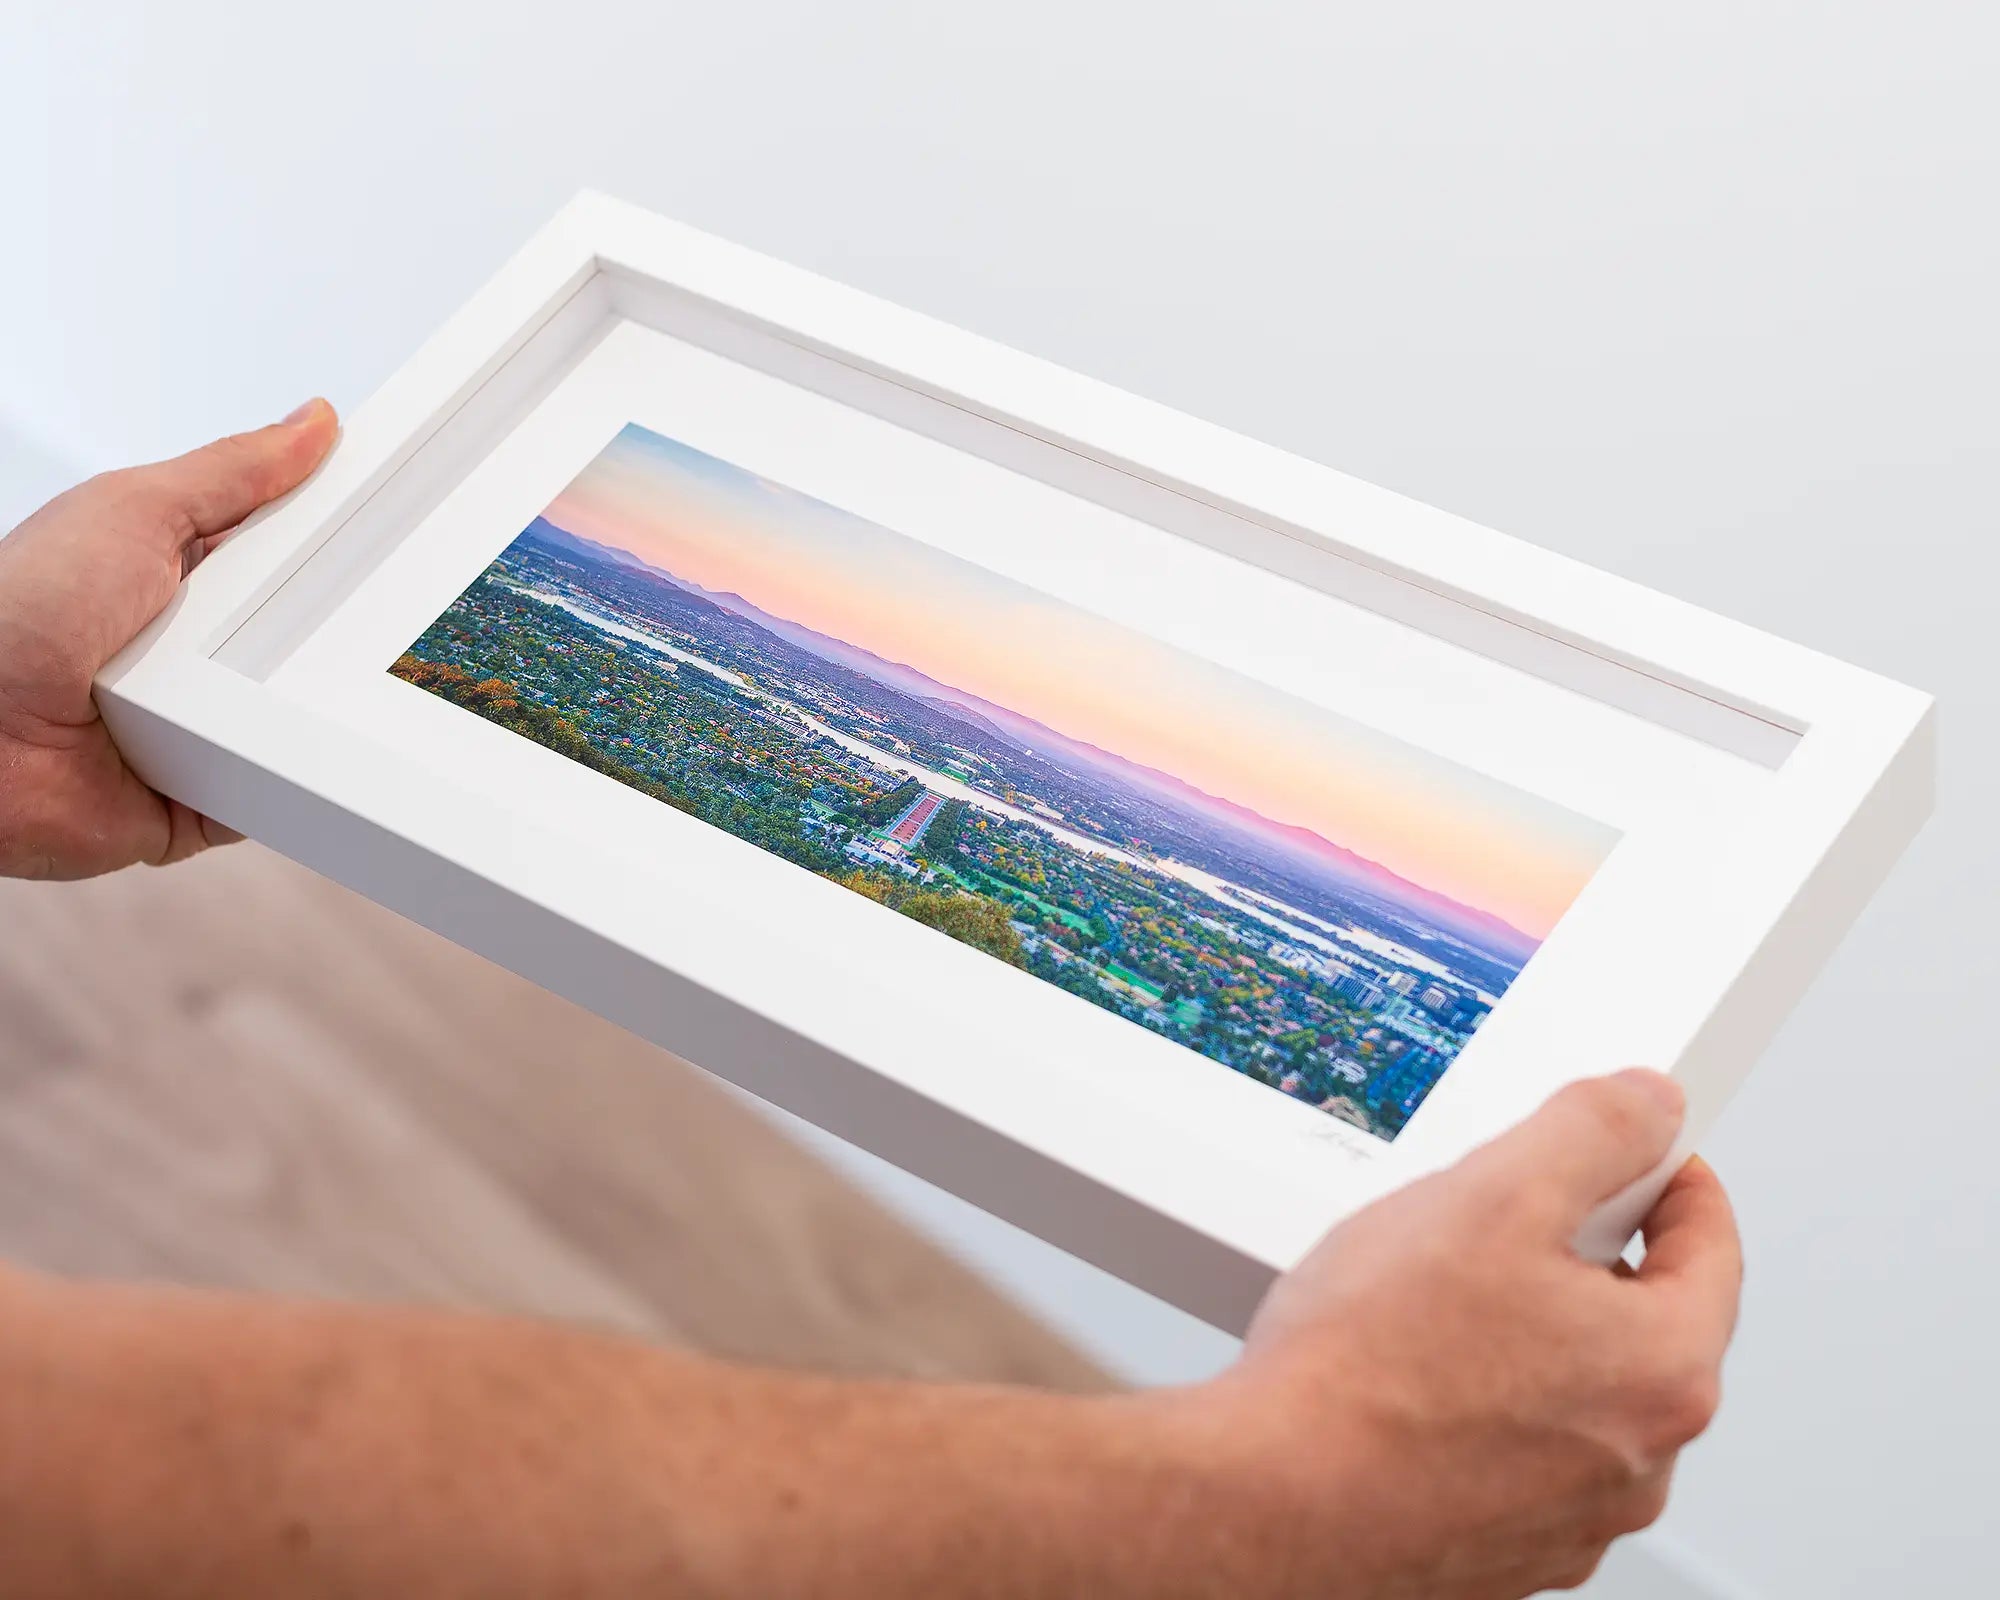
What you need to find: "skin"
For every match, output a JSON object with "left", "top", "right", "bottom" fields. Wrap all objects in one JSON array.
[
  {"left": 0, "top": 399, "right": 336, "bottom": 877},
  {"left": 0, "top": 406, "right": 1742, "bottom": 1598}
]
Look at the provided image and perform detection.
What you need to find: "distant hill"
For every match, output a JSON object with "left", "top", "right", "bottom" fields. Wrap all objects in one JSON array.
[
  {"left": 914, "top": 695, "right": 1019, "bottom": 749},
  {"left": 520, "top": 517, "right": 653, "bottom": 573}
]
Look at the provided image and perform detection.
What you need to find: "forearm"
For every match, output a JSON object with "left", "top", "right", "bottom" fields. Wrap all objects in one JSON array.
[{"left": 0, "top": 1268, "right": 1267, "bottom": 1599}]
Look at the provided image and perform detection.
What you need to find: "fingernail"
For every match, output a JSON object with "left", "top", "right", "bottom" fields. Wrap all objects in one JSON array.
[
  {"left": 1614, "top": 1068, "right": 1685, "bottom": 1117},
  {"left": 282, "top": 398, "right": 321, "bottom": 426}
]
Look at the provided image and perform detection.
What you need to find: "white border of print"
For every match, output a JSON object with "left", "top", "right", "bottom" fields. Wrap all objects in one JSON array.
[{"left": 96, "top": 194, "right": 1933, "bottom": 1330}]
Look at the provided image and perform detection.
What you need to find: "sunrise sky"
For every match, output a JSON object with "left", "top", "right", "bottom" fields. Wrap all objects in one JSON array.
[{"left": 538, "top": 423, "right": 1615, "bottom": 941}]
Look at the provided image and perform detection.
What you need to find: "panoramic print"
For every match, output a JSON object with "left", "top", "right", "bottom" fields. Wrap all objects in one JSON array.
[{"left": 391, "top": 423, "right": 1618, "bottom": 1139}]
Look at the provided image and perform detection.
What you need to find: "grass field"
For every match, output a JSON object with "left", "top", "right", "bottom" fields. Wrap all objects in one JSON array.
[
  {"left": 1103, "top": 962, "right": 1166, "bottom": 999},
  {"left": 946, "top": 864, "right": 1095, "bottom": 932}
]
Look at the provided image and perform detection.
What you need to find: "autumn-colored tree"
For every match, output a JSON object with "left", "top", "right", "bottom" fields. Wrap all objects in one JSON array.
[
  {"left": 837, "top": 869, "right": 893, "bottom": 905},
  {"left": 893, "top": 890, "right": 1026, "bottom": 966}
]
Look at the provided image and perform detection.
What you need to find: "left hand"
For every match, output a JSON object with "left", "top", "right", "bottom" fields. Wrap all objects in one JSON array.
[{"left": 0, "top": 399, "right": 339, "bottom": 879}]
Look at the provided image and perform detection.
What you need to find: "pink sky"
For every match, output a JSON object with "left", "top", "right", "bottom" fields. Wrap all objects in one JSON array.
[{"left": 539, "top": 424, "right": 1616, "bottom": 940}]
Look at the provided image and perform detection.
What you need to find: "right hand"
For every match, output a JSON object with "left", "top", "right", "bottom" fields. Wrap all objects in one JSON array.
[{"left": 1182, "top": 1069, "right": 1740, "bottom": 1598}]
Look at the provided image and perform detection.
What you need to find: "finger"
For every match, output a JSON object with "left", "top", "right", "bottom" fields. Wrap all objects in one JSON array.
[
  {"left": 3, "top": 743, "right": 179, "bottom": 881},
  {"left": 142, "top": 398, "right": 339, "bottom": 547},
  {"left": 1468, "top": 1069, "right": 1686, "bottom": 1222},
  {"left": 1635, "top": 1157, "right": 1743, "bottom": 1345},
  {"left": 150, "top": 799, "right": 219, "bottom": 868},
  {"left": 1593, "top": 1460, "right": 1677, "bottom": 1539},
  {"left": 200, "top": 814, "right": 245, "bottom": 848}
]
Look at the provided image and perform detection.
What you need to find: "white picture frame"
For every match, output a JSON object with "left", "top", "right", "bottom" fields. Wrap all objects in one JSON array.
[{"left": 97, "top": 193, "right": 1933, "bottom": 1332}]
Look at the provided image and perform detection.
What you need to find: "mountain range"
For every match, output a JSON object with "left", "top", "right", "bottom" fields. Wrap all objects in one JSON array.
[{"left": 518, "top": 516, "right": 1539, "bottom": 957}]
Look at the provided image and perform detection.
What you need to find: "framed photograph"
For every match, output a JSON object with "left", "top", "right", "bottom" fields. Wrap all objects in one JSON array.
[{"left": 99, "top": 195, "right": 1932, "bottom": 1331}]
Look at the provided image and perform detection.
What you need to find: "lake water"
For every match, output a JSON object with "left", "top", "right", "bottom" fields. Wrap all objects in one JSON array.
[{"left": 529, "top": 586, "right": 1494, "bottom": 995}]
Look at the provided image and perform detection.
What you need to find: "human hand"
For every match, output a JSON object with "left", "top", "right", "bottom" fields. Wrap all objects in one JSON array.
[
  {"left": 0, "top": 401, "right": 338, "bottom": 879},
  {"left": 1177, "top": 1071, "right": 1738, "bottom": 1598}
]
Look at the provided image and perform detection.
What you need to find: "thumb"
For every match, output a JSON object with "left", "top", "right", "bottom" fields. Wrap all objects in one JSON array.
[
  {"left": 1466, "top": 1069, "right": 1685, "bottom": 1225},
  {"left": 141, "top": 397, "right": 339, "bottom": 550}
]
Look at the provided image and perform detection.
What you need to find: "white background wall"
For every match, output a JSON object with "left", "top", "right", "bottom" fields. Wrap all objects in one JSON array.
[{"left": 5, "top": 6, "right": 1994, "bottom": 1596}]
